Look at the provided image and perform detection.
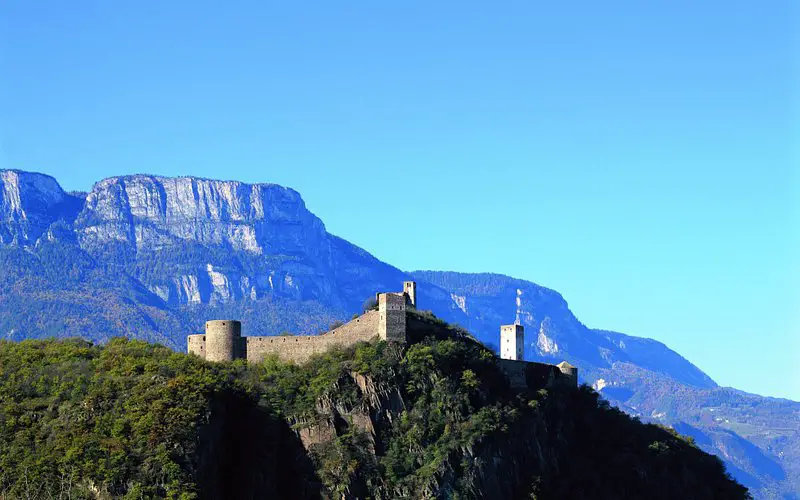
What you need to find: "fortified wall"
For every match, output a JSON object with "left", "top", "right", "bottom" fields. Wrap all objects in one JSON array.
[
  {"left": 188, "top": 282, "right": 416, "bottom": 365},
  {"left": 498, "top": 359, "right": 578, "bottom": 390},
  {"left": 187, "top": 281, "right": 579, "bottom": 389},
  {"left": 245, "top": 310, "right": 380, "bottom": 364}
]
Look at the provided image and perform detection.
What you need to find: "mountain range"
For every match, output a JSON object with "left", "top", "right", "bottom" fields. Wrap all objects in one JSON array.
[{"left": 1, "top": 169, "right": 798, "bottom": 498}]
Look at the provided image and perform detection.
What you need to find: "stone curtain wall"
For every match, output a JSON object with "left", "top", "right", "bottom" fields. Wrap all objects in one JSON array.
[
  {"left": 556, "top": 362, "right": 579, "bottom": 387},
  {"left": 497, "top": 359, "right": 579, "bottom": 390},
  {"left": 245, "top": 310, "right": 381, "bottom": 364}
]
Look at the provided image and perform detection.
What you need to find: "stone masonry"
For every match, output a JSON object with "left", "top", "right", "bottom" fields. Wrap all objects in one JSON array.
[
  {"left": 188, "top": 283, "right": 414, "bottom": 365},
  {"left": 245, "top": 310, "right": 381, "bottom": 364},
  {"left": 378, "top": 293, "right": 406, "bottom": 343},
  {"left": 186, "top": 281, "right": 578, "bottom": 389}
]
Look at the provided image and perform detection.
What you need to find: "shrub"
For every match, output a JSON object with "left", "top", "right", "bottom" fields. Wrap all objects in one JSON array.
[{"left": 362, "top": 296, "right": 378, "bottom": 312}]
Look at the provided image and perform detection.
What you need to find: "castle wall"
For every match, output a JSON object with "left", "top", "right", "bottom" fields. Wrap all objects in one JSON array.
[
  {"left": 556, "top": 362, "right": 579, "bottom": 388},
  {"left": 498, "top": 359, "right": 531, "bottom": 390},
  {"left": 498, "top": 359, "right": 578, "bottom": 390},
  {"left": 186, "top": 283, "right": 576, "bottom": 392},
  {"left": 245, "top": 310, "right": 381, "bottom": 365}
]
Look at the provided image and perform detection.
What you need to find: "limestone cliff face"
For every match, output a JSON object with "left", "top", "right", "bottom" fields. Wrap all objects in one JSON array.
[
  {"left": 0, "top": 170, "right": 83, "bottom": 245},
  {"left": 0, "top": 169, "right": 465, "bottom": 322},
  {"left": 73, "top": 175, "right": 345, "bottom": 307},
  {"left": 75, "top": 175, "right": 329, "bottom": 257},
  {"left": 32, "top": 173, "right": 462, "bottom": 320}
]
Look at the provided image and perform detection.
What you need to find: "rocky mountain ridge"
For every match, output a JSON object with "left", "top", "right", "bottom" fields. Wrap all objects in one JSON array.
[
  {"left": 0, "top": 169, "right": 797, "bottom": 499},
  {"left": 0, "top": 170, "right": 83, "bottom": 245},
  {"left": 76, "top": 174, "right": 320, "bottom": 254}
]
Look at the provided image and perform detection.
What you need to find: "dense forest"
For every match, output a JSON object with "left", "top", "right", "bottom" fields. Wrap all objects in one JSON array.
[{"left": 0, "top": 327, "right": 749, "bottom": 499}]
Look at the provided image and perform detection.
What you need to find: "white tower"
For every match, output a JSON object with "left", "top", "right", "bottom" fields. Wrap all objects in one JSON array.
[
  {"left": 500, "top": 323, "right": 524, "bottom": 360},
  {"left": 500, "top": 289, "right": 525, "bottom": 360},
  {"left": 403, "top": 281, "right": 417, "bottom": 308}
]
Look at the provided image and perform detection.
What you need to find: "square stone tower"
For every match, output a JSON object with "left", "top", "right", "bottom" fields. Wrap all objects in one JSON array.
[
  {"left": 500, "top": 323, "right": 524, "bottom": 361},
  {"left": 378, "top": 292, "right": 407, "bottom": 342}
]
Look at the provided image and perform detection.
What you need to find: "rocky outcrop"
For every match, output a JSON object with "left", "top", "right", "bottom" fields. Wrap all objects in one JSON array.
[
  {"left": 0, "top": 171, "right": 467, "bottom": 317},
  {"left": 68, "top": 175, "right": 463, "bottom": 315},
  {"left": 75, "top": 175, "right": 330, "bottom": 256},
  {"left": 0, "top": 170, "right": 83, "bottom": 245}
]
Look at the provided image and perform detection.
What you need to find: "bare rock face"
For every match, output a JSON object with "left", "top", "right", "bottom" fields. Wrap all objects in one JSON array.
[
  {"left": 0, "top": 171, "right": 464, "bottom": 317},
  {"left": 63, "top": 174, "right": 462, "bottom": 317},
  {"left": 0, "top": 170, "right": 82, "bottom": 245},
  {"left": 75, "top": 175, "right": 329, "bottom": 256},
  {"left": 70, "top": 175, "right": 344, "bottom": 306}
]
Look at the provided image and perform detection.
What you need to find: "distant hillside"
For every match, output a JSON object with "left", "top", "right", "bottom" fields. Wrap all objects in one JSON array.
[
  {"left": 410, "top": 271, "right": 717, "bottom": 388},
  {"left": 0, "top": 169, "right": 797, "bottom": 498},
  {"left": 0, "top": 336, "right": 749, "bottom": 499}
]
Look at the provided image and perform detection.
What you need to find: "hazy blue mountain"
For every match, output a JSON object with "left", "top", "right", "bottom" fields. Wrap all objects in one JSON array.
[
  {"left": 410, "top": 271, "right": 717, "bottom": 389},
  {"left": 0, "top": 169, "right": 797, "bottom": 498}
]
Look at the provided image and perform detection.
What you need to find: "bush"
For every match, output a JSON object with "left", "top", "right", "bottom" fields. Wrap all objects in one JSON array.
[{"left": 362, "top": 296, "right": 378, "bottom": 312}]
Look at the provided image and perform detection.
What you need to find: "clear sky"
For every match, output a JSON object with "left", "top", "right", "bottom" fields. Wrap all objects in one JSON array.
[{"left": 1, "top": 1, "right": 797, "bottom": 400}]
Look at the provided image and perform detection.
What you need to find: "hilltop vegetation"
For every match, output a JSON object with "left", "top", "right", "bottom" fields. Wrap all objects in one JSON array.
[{"left": 0, "top": 333, "right": 747, "bottom": 499}]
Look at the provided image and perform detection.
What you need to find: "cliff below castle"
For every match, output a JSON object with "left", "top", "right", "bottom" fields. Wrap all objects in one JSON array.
[{"left": 0, "top": 332, "right": 748, "bottom": 499}]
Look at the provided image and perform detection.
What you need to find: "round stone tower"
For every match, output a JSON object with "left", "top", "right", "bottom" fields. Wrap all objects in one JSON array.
[{"left": 205, "top": 320, "right": 241, "bottom": 362}]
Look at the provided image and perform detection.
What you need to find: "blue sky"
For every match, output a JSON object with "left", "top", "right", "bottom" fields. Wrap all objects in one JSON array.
[{"left": 1, "top": 1, "right": 797, "bottom": 400}]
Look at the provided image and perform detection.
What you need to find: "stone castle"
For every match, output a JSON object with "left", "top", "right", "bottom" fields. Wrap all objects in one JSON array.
[{"left": 188, "top": 281, "right": 578, "bottom": 389}]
